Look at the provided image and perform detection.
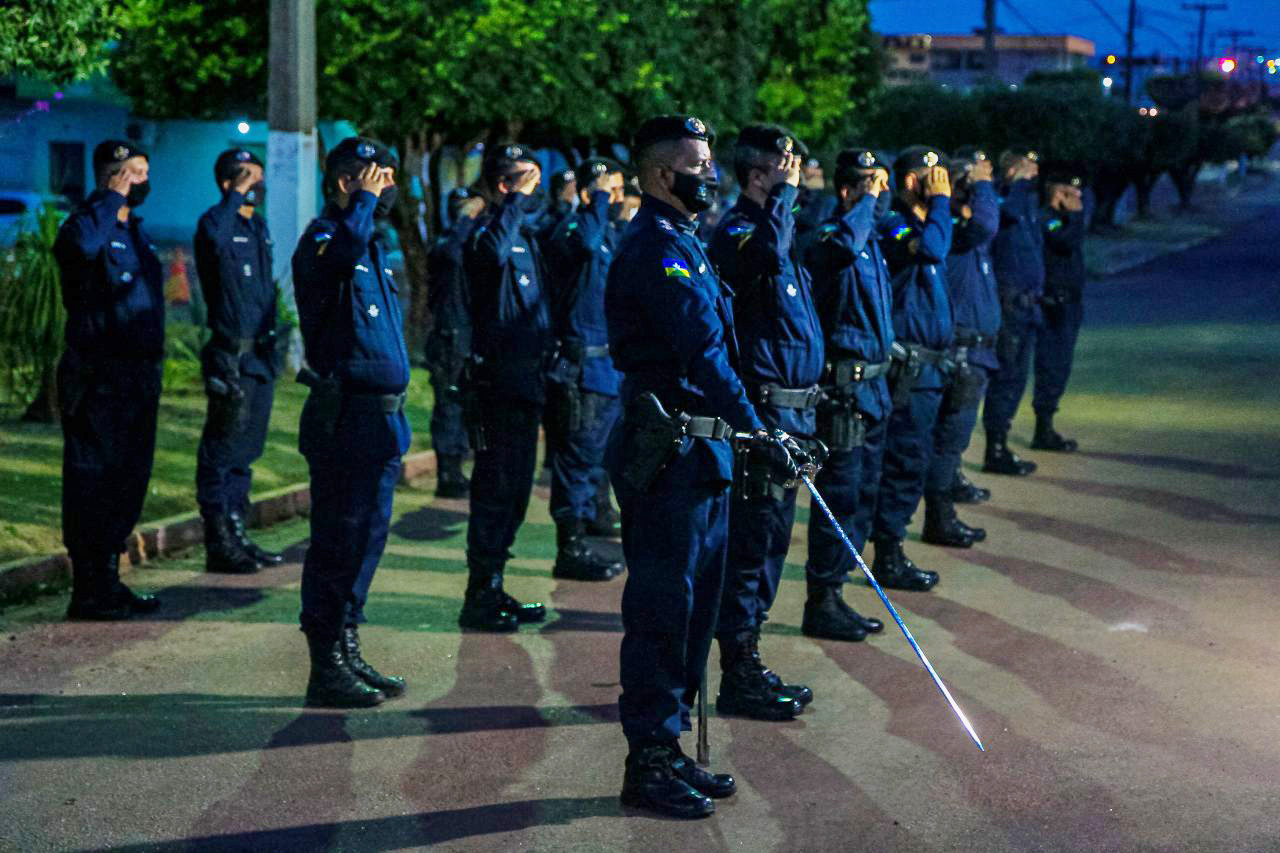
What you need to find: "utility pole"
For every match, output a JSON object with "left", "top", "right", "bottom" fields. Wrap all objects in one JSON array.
[
  {"left": 267, "top": 0, "right": 317, "bottom": 285},
  {"left": 1218, "top": 28, "right": 1255, "bottom": 65},
  {"left": 983, "top": 0, "right": 998, "bottom": 82},
  {"left": 1123, "top": 0, "right": 1137, "bottom": 102},
  {"left": 1182, "top": 3, "right": 1227, "bottom": 73}
]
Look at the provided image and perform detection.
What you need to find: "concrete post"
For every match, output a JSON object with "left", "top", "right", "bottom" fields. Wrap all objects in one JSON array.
[{"left": 266, "top": 0, "right": 316, "bottom": 285}]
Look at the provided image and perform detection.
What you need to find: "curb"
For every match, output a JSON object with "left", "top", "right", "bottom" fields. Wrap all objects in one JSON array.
[{"left": 0, "top": 449, "right": 438, "bottom": 602}]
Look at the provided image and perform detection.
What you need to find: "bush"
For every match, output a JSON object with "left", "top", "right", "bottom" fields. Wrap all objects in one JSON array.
[{"left": 0, "top": 205, "right": 66, "bottom": 421}]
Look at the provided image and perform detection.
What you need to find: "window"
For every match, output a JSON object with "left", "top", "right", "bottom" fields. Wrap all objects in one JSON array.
[
  {"left": 49, "top": 141, "right": 85, "bottom": 202},
  {"left": 932, "top": 49, "right": 963, "bottom": 70}
]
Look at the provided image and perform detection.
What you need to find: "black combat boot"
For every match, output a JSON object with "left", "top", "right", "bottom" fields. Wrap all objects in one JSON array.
[
  {"left": 341, "top": 625, "right": 406, "bottom": 697},
  {"left": 435, "top": 454, "right": 470, "bottom": 498},
  {"left": 716, "top": 632, "right": 804, "bottom": 720},
  {"left": 228, "top": 511, "right": 284, "bottom": 566},
  {"left": 304, "top": 631, "right": 385, "bottom": 708},
  {"left": 983, "top": 431, "right": 1037, "bottom": 476},
  {"left": 552, "top": 520, "right": 624, "bottom": 581},
  {"left": 802, "top": 583, "right": 884, "bottom": 642},
  {"left": 1031, "top": 412, "right": 1078, "bottom": 452},
  {"left": 458, "top": 560, "right": 545, "bottom": 630},
  {"left": 620, "top": 743, "right": 715, "bottom": 819},
  {"left": 668, "top": 740, "right": 736, "bottom": 799},
  {"left": 66, "top": 552, "right": 132, "bottom": 621},
  {"left": 870, "top": 538, "right": 939, "bottom": 592},
  {"left": 585, "top": 480, "right": 621, "bottom": 538},
  {"left": 950, "top": 470, "right": 991, "bottom": 504},
  {"left": 203, "top": 514, "right": 260, "bottom": 574},
  {"left": 922, "top": 494, "right": 986, "bottom": 548}
]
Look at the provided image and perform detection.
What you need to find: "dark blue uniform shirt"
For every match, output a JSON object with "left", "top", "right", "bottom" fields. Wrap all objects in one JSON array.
[
  {"left": 946, "top": 179, "right": 1001, "bottom": 370},
  {"left": 992, "top": 178, "right": 1045, "bottom": 323},
  {"left": 546, "top": 189, "right": 624, "bottom": 396},
  {"left": 879, "top": 194, "right": 955, "bottom": 387},
  {"left": 1042, "top": 195, "right": 1091, "bottom": 303},
  {"left": 194, "top": 189, "right": 277, "bottom": 381},
  {"left": 427, "top": 215, "right": 478, "bottom": 334},
  {"left": 708, "top": 183, "right": 824, "bottom": 434},
  {"left": 292, "top": 190, "right": 411, "bottom": 396},
  {"left": 606, "top": 195, "right": 762, "bottom": 485},
  {"left": 805, "top": 193, "right": 895, "bottom": 422},
  {"left": 465, "top": 194, "right": 553, "bottom": 405},
  {"left": 54, "top": 190, "right": 165, "bottom": 361}
]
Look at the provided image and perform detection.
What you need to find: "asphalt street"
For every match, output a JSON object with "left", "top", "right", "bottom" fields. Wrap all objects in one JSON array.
[{"left": 1, "top": 189, "right": 1279, "bottom": 852}]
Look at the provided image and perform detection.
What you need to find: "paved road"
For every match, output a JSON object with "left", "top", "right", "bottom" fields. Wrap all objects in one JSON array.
[{"left": 2, "top": 193, "right": 1280, "bottom": 852}]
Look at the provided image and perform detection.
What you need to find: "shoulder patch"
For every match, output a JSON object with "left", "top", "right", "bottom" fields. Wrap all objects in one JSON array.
[
  {"left": 1046, "top": 218, "right": 1064, "bottom": 232},
  {"left": 313, "top": 231, "right": 333, "bottom": 242},
  {"left": 890, "top": 224, "right": 912, "bottom": 242},
  {"left": 662, "top": 257, "right": 692, "bottom": 279}
]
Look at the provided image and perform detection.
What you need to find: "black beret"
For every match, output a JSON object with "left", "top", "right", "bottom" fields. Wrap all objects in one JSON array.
[
  {"left": 550, "top": 168, "right": 577, "bottom": 193},
  {"left": 93, "top": 139, "right": 147, "bottom": 173},
  {"left": 836, "top": 148, "right": 887, "bottom": 174},
  {"left": 894, "top": 145, "right": 949, "bottom": 175},
  {"left": 999, "top": 146, "right": 1040, "bottom": 168},
  {"left": 214, "top": 147, "right": 263, "bottom": 183},
  {"left": 1042, "top": 166, "right": 1084, "bottom": 188},
  {"left": 482, "top": 142, "right": 540, "bottom": 182},
  {"left": 951, "top": 145, "right": 988, "bottom": 165},
  {"left": 737, "top": 124, "right": 796, "bottom": 157},
  {"left": 325, "top": 136, "right": 398, "bottom": 176},
  {"left": 574, "top": 157, "right": 624, "bottom": 189},
  {"left": 633, "top": 114, "right": 714, "bottom": 155}
]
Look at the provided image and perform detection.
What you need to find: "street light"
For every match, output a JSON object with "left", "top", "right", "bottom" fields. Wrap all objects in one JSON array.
[
  {"left": 1106, "top": 54, "right": 1118, "bottom": 64},
  {"left": 1103, "top": 76, "right": 1114, "bottom": 88},
  {"left": 1219, "top": 57, "right": 1237, "bottom": 73},
  {"left": 237, "top": 121, "right": 251, "bottom": 134}
]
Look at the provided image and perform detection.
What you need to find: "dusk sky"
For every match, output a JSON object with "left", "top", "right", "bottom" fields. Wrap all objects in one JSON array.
[{"left": 868, "top": 0, "right": 1280, "bottom": 62}]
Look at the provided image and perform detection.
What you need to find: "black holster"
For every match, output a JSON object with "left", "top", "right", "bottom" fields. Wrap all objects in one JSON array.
[
  {"left": 816, "top": 397, "right": 866, "bottom": 452},
  {"left": 546, "top": 339, "right": 585, "bottom": 436},
  {"left": 296, "top": 367, "right": 342, "bottom": 450},
  {"left": 732, "top": 440, "right": 784, "bottom": 502},
  {"left": 460, "top": 355, "right": 490, "bottom": 452},
  {"left": 56, "top": 350, "right": 93, "bottom": 421},
  {"left": 887, "top": 342, "right": 921, "bottom": 409},
  {"left": 620, "top": 393, "right": 685, "bottom": 493},
  {"left": 425, "top": 327, "right": 466, "bottom": 388},
  {"left": 948, "top": 354, "right": 985, "bottom": 412},
  {"left": 205, "top": 375, "right": 247, "bottom": 439}
]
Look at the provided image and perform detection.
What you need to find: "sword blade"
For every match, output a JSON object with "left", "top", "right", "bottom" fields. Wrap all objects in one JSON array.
[{"left": 801, "top": 473, "right": 985, "bottom": 752}]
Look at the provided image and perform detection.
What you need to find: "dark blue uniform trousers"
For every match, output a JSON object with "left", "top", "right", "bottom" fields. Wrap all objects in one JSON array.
[
  {"left": 925, "top": 366, "right": 990, "bottom": 495},
  {"left": 718, "top": 488, "right": 796, "bottom": 637},
  {"left": 983, "top": 321, "right": 1037, "bottom": 437},
  {"left": 873, "top": 388, "right": 944, "bottom": 541},
  {"left": 60, "top": 365, "right": 161, "bottom": 561},
  {"left": 429, "top": 373, "right": 470, "bottom": 460},
  {"left": 805, "top": 415, "right": 888, "bottom": 585},
  {"left": 300, "top": 448, "right": 400, "bottom": 638},
  {"left": 617, "top": 456, "right": 730, "bottom": 748},
  {"left": 195, "top": 375, "right": 275, "bottom": 516},
  {"left": 550, "top": 391, "right": 620, "bottom": 524},
  {"left": 466, "top": 397, "right": 542, "bottom": 564},
  {"left": 1033, "top": 300, "right": 1083, "bottom": 416}
]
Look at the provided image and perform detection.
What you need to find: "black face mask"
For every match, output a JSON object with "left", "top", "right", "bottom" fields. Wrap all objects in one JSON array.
[
  {"left": 608, "top": 200, "right": 626, "bottom": 221},
  {"left": 671, "top": 170, "right": 717, "bottom": 214},
  {"left": 242, "top": 181, "right": 266, "bottom": 207},
  {"left": 519, "top": 188, "right": 545, "bottom": 215},
  {"left": 126, "top": 180, "right": 151, "bottom": 209},
  {"left": 373, "top": 184, "right": 399, "bottom": 219}
]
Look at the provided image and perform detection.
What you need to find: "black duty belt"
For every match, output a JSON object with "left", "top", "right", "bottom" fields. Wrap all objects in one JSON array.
[
  {"left": 682, "top": 415, "right": 734, "bottom": 440},
  {"left": 755, "top": 383, "right": 823, "bottom": 409},
  {"left": 895, "top": 341, "right": 950, "bottom": 367},
  {"left": 1001, "top": 291, "right": 1039, "bottom": 311},
  {"left": 297, "top": 368, "right": 407, "bottom": 414},
  {"left": 830, "top": 358, "right": 891, "bottom": 386},
  {"left": 583, "top": 344, "right": 610, "bottom": 359},
  {"left": 953, "top": 329, "right": 993, "bottom": 349},
  {"left": 213, "top": 331, "right": 276, "bottom": 356}
]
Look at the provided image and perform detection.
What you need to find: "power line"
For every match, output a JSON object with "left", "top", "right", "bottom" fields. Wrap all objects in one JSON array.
[
  {"left": 1083, "top": 0, "right": 1127, "bottom": 37},
  {"left": 999, "top": 0, "right": 1041, "bottom": 35}
]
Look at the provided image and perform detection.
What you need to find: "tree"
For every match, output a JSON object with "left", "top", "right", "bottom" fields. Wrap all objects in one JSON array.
[
  {"left": 0, "top": 1, "right": 119, "bottom": 83},
  {"left": 0, "top": 206, "right": 66, "bottom": 422}
]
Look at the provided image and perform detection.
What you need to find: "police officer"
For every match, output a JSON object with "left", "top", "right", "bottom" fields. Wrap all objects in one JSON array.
[
  {"left": 920, "top": 147, "right": 1000, "bottom": 546},
  {"left": 458, "top": 143, "right": 552, "bottom": 632},
  {"left": 54, "top": 140, "right": 163, "bottom": 620},
  {"left": 708, "top": 124, "right": 822, "bottom": 721},
  {"left": 801, "top": 147, "right": 894, "bottom": 641},
  {"left": 1031, "top": 167, "right": 1090, "bottom": 453},
  {"left": 425, "top": 187, "right": 485, "bottom": 498},
  {"left": 292, "top": 136, "right": 408, "bottom": 708},
  {"left": 794, "top": 147, "right": 838, "bottom": 259},
  {"left": 194, "top": 148, "right": 285, "bottom": 574},
  {"left": 982, "top": 147, "right": 1043, "bottom": 476},
  {"left": 868, "top": 146, "right": 955, "bottom": 591},
  {"left": 606, "top": 115, "right": 802, "bottom": 818},
  {"left": 543, "top": 157, "right": 629, "bottom": 581}
]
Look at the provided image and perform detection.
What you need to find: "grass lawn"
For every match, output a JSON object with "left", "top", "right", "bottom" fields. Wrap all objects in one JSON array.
[{"left": 0, "top": 366, "right": 436, "bottom": 564}]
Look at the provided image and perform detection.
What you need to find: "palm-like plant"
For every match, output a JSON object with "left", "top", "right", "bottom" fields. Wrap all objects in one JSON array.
[{"left": 0, "top": 205, "right": 66, "bottom": 422}]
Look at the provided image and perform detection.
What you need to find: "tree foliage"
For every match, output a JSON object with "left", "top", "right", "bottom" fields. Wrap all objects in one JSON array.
[{"left": 0, "top": 0, "right": 120, "bottom": 83}]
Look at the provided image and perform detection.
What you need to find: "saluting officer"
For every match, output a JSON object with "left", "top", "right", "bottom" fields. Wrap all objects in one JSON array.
[
  {"left": 425, "top": 186, "right": 485, "bottom": 498},
  {"left": 194, "top": 148, "right": 285, "bottom": 575},
  {"left": 982, "top": 146, "right": 1043, "bottom": 476},
  {"left": 54, "top": 140, "right": 163, "bottom": 620},
  {"left": 292, "top": 136, "right": 408, "bottom": 708},
  {"left": 1031, "top": 167, "right": 1090, "bottom": 453},
  {"left": 868, "top": 146, "right": 956, "bottom": 592},
  {"left": 543, "top": 156, "right": 629, "bottom": 581},
  {"left": 919, "top": 146, "right": 1000, "bottom": 546},
  {"left": 801, "top": 147, "right": 895, "bottom": 642},
  {"left": 707, "top": 124, "right": 822, "bottom": 722},
  {"left": 458, "top": 144, "right": 552, "bottom": 632},
  {"left": 794, "top": 146, "right": 838, "bottom": 259},
  {"left": 606, "top": 115, "right": 802, "bottom": 819}
]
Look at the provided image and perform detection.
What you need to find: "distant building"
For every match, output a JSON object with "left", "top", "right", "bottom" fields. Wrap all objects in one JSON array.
[{"left": 883, "top": 33, "right": 1096, "bottom": 88}]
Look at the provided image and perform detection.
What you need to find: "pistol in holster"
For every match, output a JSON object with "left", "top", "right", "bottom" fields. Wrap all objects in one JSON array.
[
  {"left": 545, "top": 338, "right": 585, "bottom": 436},
  {"left": 621, "top": 392, "right": 687, "bottom": 493},
  {"left": 56, "top": 349, "right": 93, "bottom": 421},
  {"left": 948, "top": 349, "right": 984, "bottom": 412},
  {"left": 460, "top": 354, "right": 490, "bottom": 452},
  {"left": 887, "top": 341, "right": 922, "bottom": 409}
]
